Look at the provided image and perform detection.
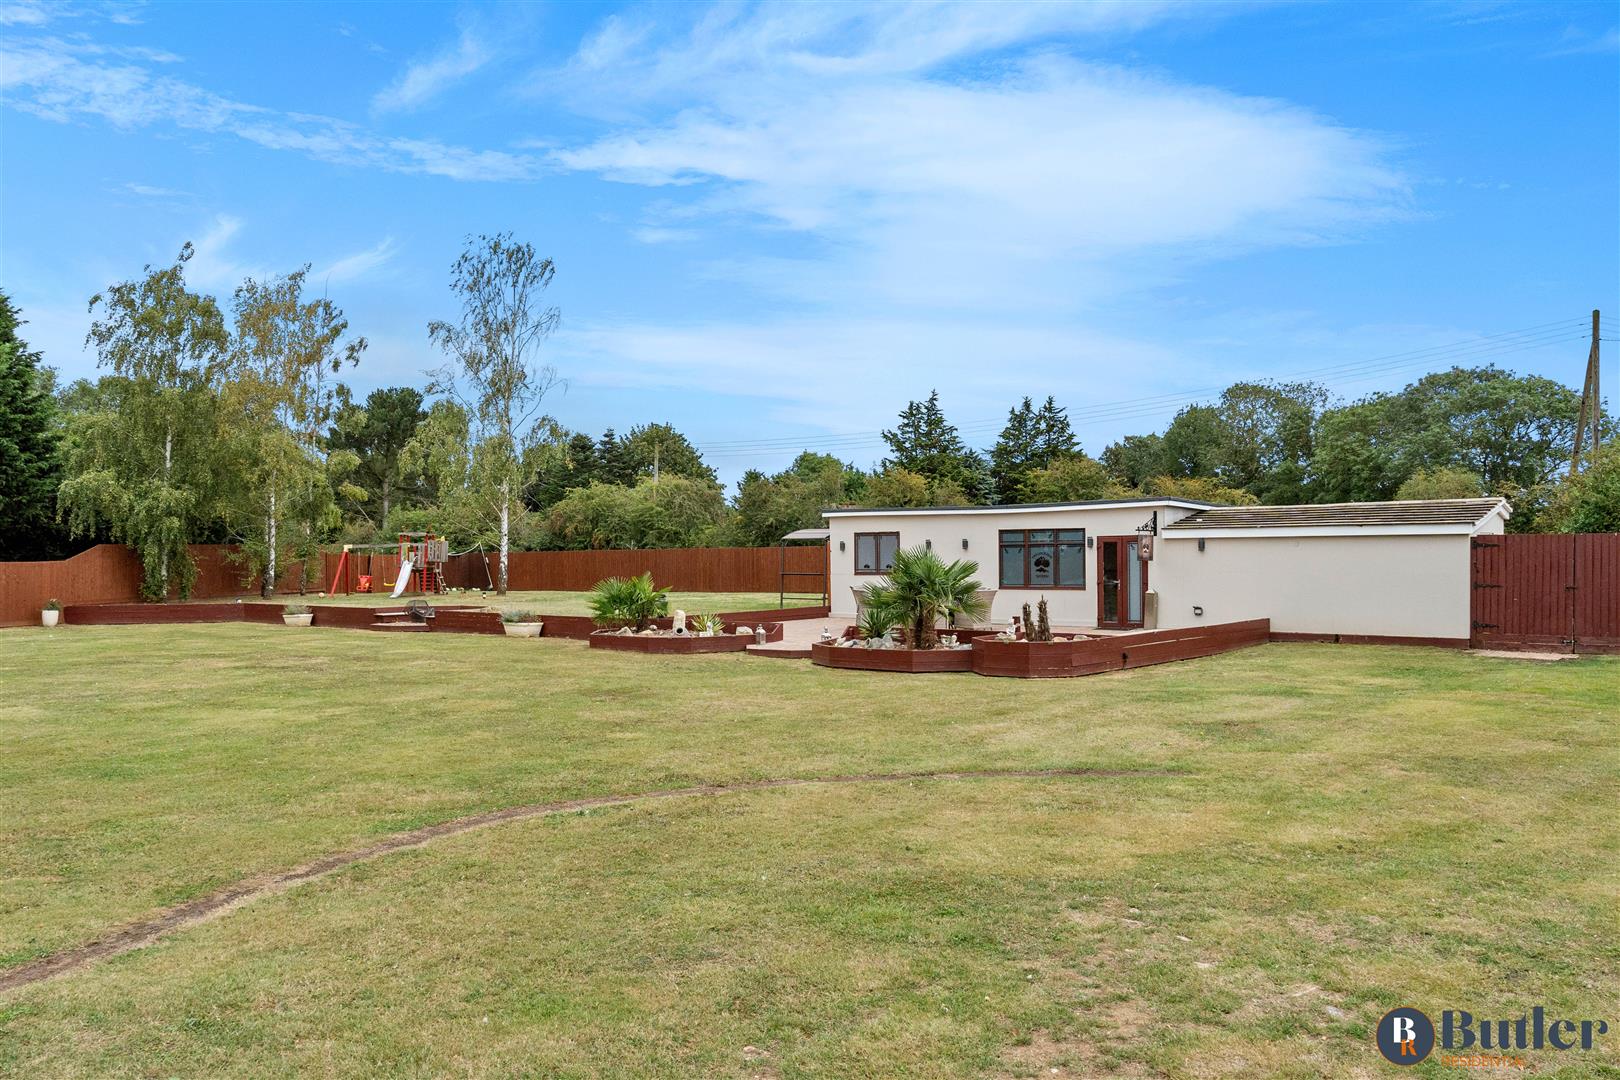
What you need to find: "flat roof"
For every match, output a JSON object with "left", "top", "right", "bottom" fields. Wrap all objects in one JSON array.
[
  {"left": 822, "top": 497, "right": 1214, "bottom": 518},
  {"left": 1164, "top": 498, "right": 1510, "bottom": 532}
]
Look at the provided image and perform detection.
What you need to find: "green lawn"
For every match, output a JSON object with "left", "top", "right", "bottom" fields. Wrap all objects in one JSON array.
[
  {"left": 1, "top": 626, "right": 1616, "bottom": 1077},
  {"left": 277, "top": 589, "right": 821, "bottom": 616}
]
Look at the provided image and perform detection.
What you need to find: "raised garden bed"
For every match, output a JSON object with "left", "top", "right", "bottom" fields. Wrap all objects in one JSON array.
[
  {"left": 971, "top": 619, "right": 1270, "bottom": 678},
  {"left": 809, "top": 641, "right": 976, "bottom": 673},
  {"left": 589, "top": 632, "right": 756, "bottom": 654}
]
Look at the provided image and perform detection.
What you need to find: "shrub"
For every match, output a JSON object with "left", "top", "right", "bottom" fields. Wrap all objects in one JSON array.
[
  {"left": 282, "top": 602, "right": 311, "bottom": 616},
  {"left": 587, "top": 572, "right": 669, "bottom": 631},
  {"left": 690, "top": 612, "right": 726, "bottom": 635},
  {"left": 856, "top": 606, "right": 897, "bottom": 642},
  {"left": 501, "top": 609, "right": 539, "bottom": 624},
  {"left": 1395, "top": 466, "right": 1485, "bottom": 501},
  {"left": 43, "top": 598, "right": 61, "bottom": 612}
]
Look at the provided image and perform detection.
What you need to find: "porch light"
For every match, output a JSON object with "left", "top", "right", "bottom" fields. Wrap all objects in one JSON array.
[
  {"left": 1086, "top": 536, "right": 1095, "bottom": 548},
  {"left": 839, "top": 540, "right": 845, "bottom": 552},
  {"left": 961, "top": 538, "right": 969, "bottom": 550},
  {"left": 925, "top": 539, "right": 932, "bottom": 550}
]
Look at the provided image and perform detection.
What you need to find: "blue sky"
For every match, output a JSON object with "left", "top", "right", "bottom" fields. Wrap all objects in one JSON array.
[{"left": 2, "top": 0, "right": 1616, "bottom": 490}]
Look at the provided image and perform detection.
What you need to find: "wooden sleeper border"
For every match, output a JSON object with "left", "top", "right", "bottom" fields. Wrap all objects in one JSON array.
[{"left": 809, "top": 619, "right": 1271, "bottom": 678}]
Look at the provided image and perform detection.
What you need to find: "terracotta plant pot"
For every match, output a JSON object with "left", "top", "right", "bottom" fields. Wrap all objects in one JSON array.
[
  {"left": 503, "top": 622, "right": 543, "bottom": 638},
  {"left": 282, "top": 613, "right": 315, "bottom": 627},
  {"left": 41, "top": 610, "right": 60, "bottom": 627}
]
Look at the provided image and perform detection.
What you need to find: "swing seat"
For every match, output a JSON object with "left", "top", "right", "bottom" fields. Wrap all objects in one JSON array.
[{"left": 356, "top": 574, "right": 373, "bottom": 593}]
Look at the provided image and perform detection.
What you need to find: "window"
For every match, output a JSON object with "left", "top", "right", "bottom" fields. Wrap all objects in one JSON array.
[
  {"left": 854, "top": 532, "right": 899, "bottom": 574},
  {"left": 999, "top": 528, "right": 1085, "bottom": 588}
]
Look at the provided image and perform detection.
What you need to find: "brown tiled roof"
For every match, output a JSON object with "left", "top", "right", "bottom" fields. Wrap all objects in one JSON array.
[{"left": 1164, "top": 498, "right": 1506, "bottom": 530}]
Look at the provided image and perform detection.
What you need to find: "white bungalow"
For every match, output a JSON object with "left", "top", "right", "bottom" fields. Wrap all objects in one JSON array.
[{"left": 823, "top": 497, "right": 1510, "bottom": 647}]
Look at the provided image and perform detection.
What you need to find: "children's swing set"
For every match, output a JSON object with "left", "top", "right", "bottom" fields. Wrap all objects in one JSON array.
[{"left": 326, "top": 533, "right": 453, "bottom": 599}]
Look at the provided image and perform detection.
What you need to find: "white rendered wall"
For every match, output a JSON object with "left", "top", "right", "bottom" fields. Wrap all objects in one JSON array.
[{"left": 1151, "top": 533, "right": 1475, "bottom": 640}]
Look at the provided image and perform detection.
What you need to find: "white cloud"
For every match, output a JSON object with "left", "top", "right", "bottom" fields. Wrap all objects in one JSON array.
[
  {"left": 123, "top": 181, "right": 189, "bottom": 198},
  {"left": 551, "top": 6, "right": 1406, "bottom": 319},
  {"left": 0, "top": 36, "right": 544, "bottom": 182},
  {"left": 183, "top": 213, "right": 265, "bottom": 292},
  {"left": 372, "top": 24, "right": 493, "bottom": 113},
  {"left": 0, "top": 1, "right": 52, "bottom": 26},
  {"left": 538, "top": 2, "right": 1414, "bottom": 453},
  {"left": 1540, "top": 25, "right": 1620, "bottom": 58},
  {"left": 312, "top": 237, "right": 399, "bottom": 285}
]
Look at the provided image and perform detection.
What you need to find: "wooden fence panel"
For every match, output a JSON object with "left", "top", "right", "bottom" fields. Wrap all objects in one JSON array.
[
  {"left": 0, "top": 546, "right": 143, "bottom": 626},
  {"left": 1471, "top": 533, "right": 1620, "bottom": 653},
  {"left": 1573, "top": 533, "right": 1620, "bottom": 652}
]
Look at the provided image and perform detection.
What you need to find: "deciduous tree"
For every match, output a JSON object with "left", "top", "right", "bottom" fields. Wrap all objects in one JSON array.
[
  {"left": 223, "top": 268, "right": 366, "bottom": 595},
  {"left": 418, "top": 233, "right": 562, "bottom": 593},
  {"left": 58, "top": 245, "right": 229, "bottom": 598}
]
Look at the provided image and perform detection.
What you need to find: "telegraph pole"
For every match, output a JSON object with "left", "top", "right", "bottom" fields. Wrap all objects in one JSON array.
[{"left": 1573, "top": 309, "right": 1601, "bottom": 472}]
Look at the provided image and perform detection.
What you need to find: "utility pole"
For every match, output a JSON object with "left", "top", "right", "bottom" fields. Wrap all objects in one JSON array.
[
  {"left": 652, "top": 441, "right": 660, "bottom": 489},
  {"left": 1573, "top": 309, "right": 1602, "bottom": 472}
]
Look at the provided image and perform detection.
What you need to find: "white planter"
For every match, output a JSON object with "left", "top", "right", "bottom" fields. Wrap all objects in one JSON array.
[
  {"left": 503, "top": 622, "right": 543, "bottom": 638},
  {"left": 41, "top": 610, "right": 60, "bottom": 627},
  {"left": 282, "top": 613, "right": 315, "bottom": 627}
]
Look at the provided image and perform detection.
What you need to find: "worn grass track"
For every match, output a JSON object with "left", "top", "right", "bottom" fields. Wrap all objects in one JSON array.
[{"left": 0, "top": 767, "right": 1154, "bottom": 993}]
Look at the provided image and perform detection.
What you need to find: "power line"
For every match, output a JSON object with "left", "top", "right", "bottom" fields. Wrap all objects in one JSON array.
[{"left": 695, "top": 319, "right": 1591, "bottom": 459}]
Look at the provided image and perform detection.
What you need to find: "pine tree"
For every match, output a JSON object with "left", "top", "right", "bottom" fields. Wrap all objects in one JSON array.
[
  {"left": 990, "top": 397, "right": 1039, "bottom": 502},
  {"left": 596, "top": 428, "right": 631, "bottom": 486},
  {"left": 1032, "top": 396, "right": 1077, "bottom": 462},
  {"left": 880, "top": 390, "right": 989, "bottom": 502},
  {"left": 0, "top": 292, "right": 65, "bottom": 559},
  {"left": 991, "top": 396, "right": 1079, "bottom": 502}
]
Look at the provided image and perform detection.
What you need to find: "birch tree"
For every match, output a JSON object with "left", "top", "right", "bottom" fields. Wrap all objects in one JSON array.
[
  {"left": 224, "top": 267, "right": 366, "bottom": 595},
  {"left": 419, "top": 233, "right": 561, "bottom": 594},
  {"left": 59, "top": 244, "right": 228, "bottom": 599}
]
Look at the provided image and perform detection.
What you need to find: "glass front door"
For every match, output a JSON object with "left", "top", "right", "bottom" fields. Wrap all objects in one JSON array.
[{"left": 1097, "top": 537, "right": 1146, "bottom": 629}]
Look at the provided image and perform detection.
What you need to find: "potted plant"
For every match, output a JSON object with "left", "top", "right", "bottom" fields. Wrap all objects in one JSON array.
[
  {"left": 859, "top": 547, "right": 989, "bottom": 650},
  {"left": 502, "top": 609, "right": 544, "bottom": 638},
  {"left": 282, "top": 603, "right": 315, "bottom": 627},
  {"left": 41, "top": 598, "right": 61, "bottom": 628},
  {"left": 691, "top": 612, "right": 726, "bottom": 637},
  {"left": 587, "top": 572, "right": 670, "bottom": 632}
]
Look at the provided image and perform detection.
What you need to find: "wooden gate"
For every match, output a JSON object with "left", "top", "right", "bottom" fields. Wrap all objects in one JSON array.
[{"left": 1471, "top": 533, "right": 1620, "bottom": 653}]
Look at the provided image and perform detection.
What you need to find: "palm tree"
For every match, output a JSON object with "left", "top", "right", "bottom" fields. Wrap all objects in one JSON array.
[{"left": 860, "top": 546, "right": 989, "bottom": 649}]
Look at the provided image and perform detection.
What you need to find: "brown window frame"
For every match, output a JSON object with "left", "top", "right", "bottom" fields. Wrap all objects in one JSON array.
[
  {"left": 853, "top": 531, "right": 900, "bottom": 575},
  {"left": 998, "top": 528, "right": 1086, "bottom": 589}
]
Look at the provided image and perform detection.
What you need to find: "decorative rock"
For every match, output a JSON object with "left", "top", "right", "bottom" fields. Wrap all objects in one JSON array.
[
  {"left": 735, "top": 625, "right": 752, "bottom": 636},
  {"left": 671, "top": 609, "right": 687, "bottom": 636}
]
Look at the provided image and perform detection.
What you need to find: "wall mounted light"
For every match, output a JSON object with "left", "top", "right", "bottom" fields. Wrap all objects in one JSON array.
[
  {"left": 838, "top": 540, "right": 845, "bottom": 552},
  {"left": 1197, "top": 538, "right": 1206, "bottom": 553},
  {"left": 961, "top": 538, "right": 969, "bottom": 550},
  {"left": 1192, "top": 606, "right": 1204, "bottom": 617},
  {"left": 925, "top": 539, "right": 932, "bottom": 550},
  {"left": 1086, "top": 536, "right": 1095, "bottom": 548}
]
